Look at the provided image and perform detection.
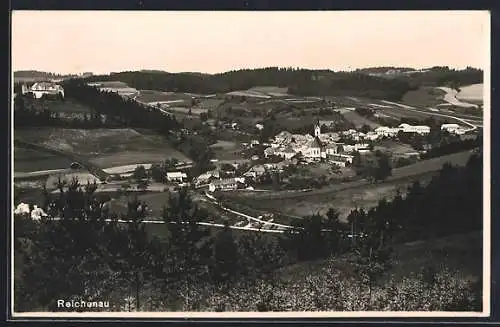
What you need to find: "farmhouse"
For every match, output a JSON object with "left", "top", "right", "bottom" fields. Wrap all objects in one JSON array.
[
  {"left": 343, "top": 143, "right": 370, "bottom": 153},
  {"left": 195, "top": 170, "right": 219, "bottom": 185},
  {"left": 209, "top": 177, "right": 245, "bottom": 192},
  {"left": 166, "top": 172, "right": 188, "bottom": 182},
  {"left": 243, "top": 165, "right": 266, "bottom": 179}
]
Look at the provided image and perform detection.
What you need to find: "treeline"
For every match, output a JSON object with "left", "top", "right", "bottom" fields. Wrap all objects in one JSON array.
[
  {"left": 81, "top": 66, "right": 482, "bottom": 101},
  {"left": 421, "top": 136, "right": 481, "bottom": 159},
  {"left": 14, "top": 70, "right": 75, "bottom": 79},
  {"left": 61, "top": 79, "right": 180, "bottom": 132},
  {"left": 14, "top": 152, "right": 482, "bottom": 311},
  {"left": 395, "top": 67, "right": 483, "bottom": 89},
  {"left": 288, "top": 72, "right": 414, "bottom": 101},
  {"left": 13, "top": 95, "right": 109, "bottom": 129},
  {"left": 82, "top": 68, "right": 413, "bottom": 101},
  {"left": 285, "top": 151, "right": 482, "bottom": 264}
]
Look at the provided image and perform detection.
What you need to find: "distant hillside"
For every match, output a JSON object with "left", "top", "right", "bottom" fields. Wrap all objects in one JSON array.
[
  {"left": 14, "top": 70, "right": 77, "bottom": 83},
  {"left": 355, "top": 67, "right": 417, "bottom": 74},
  {"left": 81, "top": 68, "right": 414, "bottom": 101},
  {"left": 356, "top": 66, "right": 483, "bottom": 89},
  {"left": 79, "top": 66, "right": 483, "bottom": 101}
]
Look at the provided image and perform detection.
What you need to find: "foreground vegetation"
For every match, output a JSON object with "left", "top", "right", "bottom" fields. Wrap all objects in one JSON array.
[{"left": 14, "top": 151, "right": 482, "bottom": 312}]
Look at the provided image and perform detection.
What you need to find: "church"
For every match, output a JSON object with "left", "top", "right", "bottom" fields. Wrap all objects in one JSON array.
[{"left": 270, "top": 120, "right": 331, "bottom": 161}]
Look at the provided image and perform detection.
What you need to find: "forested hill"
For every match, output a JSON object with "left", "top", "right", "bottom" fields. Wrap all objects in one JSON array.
[
  {"left": 14, "top": 70, "right": 77, "bottom": 80},
  {"left": 81, "top": 66, "right": 483, "bottom": 101}
]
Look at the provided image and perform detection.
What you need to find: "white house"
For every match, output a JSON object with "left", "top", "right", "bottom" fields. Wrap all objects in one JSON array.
[
  {"left": 24, "top": 81, "right": 65, "bottom": 99},
  {"left": 243, "top": 165, "right": 266, "bottom": 179},
  {"left": 256, "top": 123, "right": 264, "bottom": 130},
  {"left": 343, "top": 143, "right": 370, "bottom": 153},
  {"left": 250, "top": 140, "right": 260, "bottom": 147},
  {"left": 166, "top": 171, "right": 188, "bottom": 182},
  {"left": 328, "top": 155, "right": 351, "bottom": 167},
  {"left": 264, "top": 147, "right": 275, "bottom": 158},
  {"left": 325, "top": 143, "right": 343, "bottom": 156},
  {"left": 364, "top": 132, "right": 380, "bottom": 141},
  {"left": 209, "top": 177, "right": 244, "bottom": 192},
  {"left": 399, "top": 123, "right": 430, "bottom": 135},
  {"left": 375, "top": 126, "right": 400, "bottom": 137},
  {"left": 195, "top": 170, "right": 220, "bottom": 185},
  {"left": 441, "top": 123, "right": 465, "bottom": 134}
]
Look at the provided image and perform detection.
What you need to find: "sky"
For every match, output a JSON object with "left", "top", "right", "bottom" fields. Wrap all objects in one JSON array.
[{"left": 11, "top": 11, "right": 490, "bottom": 75}]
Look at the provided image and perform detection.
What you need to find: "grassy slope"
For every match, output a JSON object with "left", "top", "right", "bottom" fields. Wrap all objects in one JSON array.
[
  {"left": 401, "top": 86, "right": 446, "bottom": 107},
  {"left": 278, "top": 231, "right": 482, "bottom": 286},
  {"left": 14, "top": 127, "right": 190, "bottom": 168}
]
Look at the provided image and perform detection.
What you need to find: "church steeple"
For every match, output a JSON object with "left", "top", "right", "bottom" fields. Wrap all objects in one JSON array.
[{"left": 314, "top": 119, "right": 321, "bottom": 137}]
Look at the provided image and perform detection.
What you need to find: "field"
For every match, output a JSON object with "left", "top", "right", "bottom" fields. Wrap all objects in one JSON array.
[
  {"left": 40, "top": 99, "right": 94, "bottom": 114},
  {"left": 163, "top": 107, "right": 209, "bottom": 116},
  {"left": 438, "top": 87, "right": 479, "bottom": 108},
  {"left": 457, "top": 84, "right": 483, "bottom": 103},
  {"left": 374, "top": 140, "right": 417, "bottom": 156},
  {"left": 375, "top": 106, "right": 447, "bottom": 121},
  {"left": 14, "top": 146, "right": 73, "bottom": 173},
  {"left": 14, "top": 128, "right": 190, "bottom": 169},
  {"left": 44, "top": 169, "right": 101, "bottom": 190},
  {"left": 401, "top": 87, "right": 446, "bottom": 108},
  {"left": 136, "top": 90, "right": 194, "bottom": 104},
  {"left": 341, "top": 110, "right": 381, "bottom": 128},
  {"left": 210, "top": 140, "right": 244, "bottom": 161}
]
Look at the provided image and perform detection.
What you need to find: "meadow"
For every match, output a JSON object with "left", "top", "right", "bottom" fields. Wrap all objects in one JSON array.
[
  {"left": 14, "top": 128, "right": 190, "bottom": 169},
  {"left": 401, "top": 86, "right": 446, "bottom": 108},
  {"left": 14, "top": 147, "right": 73, "bottom": 173}
]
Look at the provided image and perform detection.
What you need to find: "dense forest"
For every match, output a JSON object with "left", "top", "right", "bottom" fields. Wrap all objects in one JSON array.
[
  {"left": 79, "top": 66, "right": 483, "bottom": 101},
  {"left": 14, "top": 151, "right": 482, "bottom": 311}
]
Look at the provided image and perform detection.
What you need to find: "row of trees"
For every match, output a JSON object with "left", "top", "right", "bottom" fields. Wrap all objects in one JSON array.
[{"left": 60, "top": 79, "right": 180, "bottom": 133}]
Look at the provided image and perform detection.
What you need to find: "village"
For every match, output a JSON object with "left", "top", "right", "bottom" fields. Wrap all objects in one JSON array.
[{"left": 166, "top": 117, "right": 472, "bottom": 194}]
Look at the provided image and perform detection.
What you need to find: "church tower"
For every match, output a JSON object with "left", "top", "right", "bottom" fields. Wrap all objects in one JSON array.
[{"left": 314, "top": 120, "right": 321, "bottom": 138}]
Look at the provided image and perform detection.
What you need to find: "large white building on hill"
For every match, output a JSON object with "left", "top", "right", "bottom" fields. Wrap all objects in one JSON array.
[{"left": 22, "top": 81, "right": 65, "bottom": 99}]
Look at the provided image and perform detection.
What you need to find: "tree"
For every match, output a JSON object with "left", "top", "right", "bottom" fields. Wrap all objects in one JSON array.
[
  {"left": 150, "top": 163, "right": 165, "bottom": 183},
  {"left": 132, "top": 165, "right": 148, "bottom": 180},
  {"left": 113, "top": 196, "right": 164, "bottom": 311},
  {"left": 15, "top": 178, "right": 122, "bottom": 311},
  {"left": 373, "top": 153, "right": 392, "bottom": 182},
  {"left": 212, "top": 221, "right": 239, "bottom": 281},
  {"left": 285, "top": 214, "right": 328, "bottom": 261},
  {"left": 360, "top": 124, "right": 371, "bottom": 134},
  {"left": 161, "top": 189, "right": 212, "bottom": 286},
  {"left": 137, "top": 179, "right": 150, "bottom": 192}
]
